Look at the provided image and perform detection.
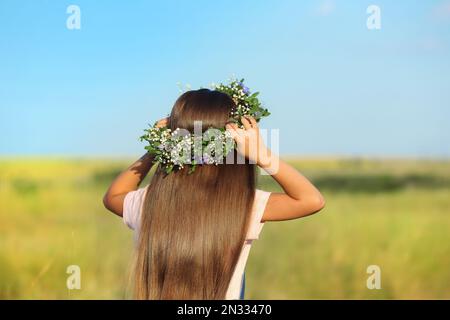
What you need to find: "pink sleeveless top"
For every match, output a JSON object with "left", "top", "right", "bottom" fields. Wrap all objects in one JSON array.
[{"left": 122, "top": 186, "right": 271, "bottom": 299}]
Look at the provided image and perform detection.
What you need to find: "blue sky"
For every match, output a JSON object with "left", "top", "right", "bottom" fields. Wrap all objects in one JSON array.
[{"left": 1, "top": 0, "right": 449, "bottom": 157}]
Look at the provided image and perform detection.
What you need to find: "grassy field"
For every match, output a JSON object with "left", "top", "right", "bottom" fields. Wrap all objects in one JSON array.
[{"left": 1, "top": 157, "right": 449, "bottom": 299}]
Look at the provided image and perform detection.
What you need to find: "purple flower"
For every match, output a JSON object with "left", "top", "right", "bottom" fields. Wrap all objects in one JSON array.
[
  {"left": 193, "top": 154, "right": 204, "bottom": 164},
  {"left": 202, "top": 153, "right": 214, "bottom": 165},
  {"left": 239, "top": 82, "right": 250, "bottom": 94}
]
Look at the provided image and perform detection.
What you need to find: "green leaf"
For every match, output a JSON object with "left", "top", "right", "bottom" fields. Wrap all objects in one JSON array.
[
  {"left": 188, "top": 163, "right": 197, "bottom": 174},
  {"left": 166, "top": 165, "right": 173, "bottom": 174}
]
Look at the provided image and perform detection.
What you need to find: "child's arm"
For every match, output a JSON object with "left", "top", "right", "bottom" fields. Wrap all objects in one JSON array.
[
  {"left": 103, "top": 118, "right": 168, "bottom": 217},
  {"left": 259, "top": 151, "right": 325, "bottom": 221},
  {"left": 102, "top": 153, "right": 154, "bottom": 217},
  {"left": 226, "top": 116, "right": 325, "bottom": 222}
]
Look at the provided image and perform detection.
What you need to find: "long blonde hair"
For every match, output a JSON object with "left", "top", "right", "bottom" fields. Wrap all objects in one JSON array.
[{"left": 134, "top": 89, "right": 256, "bottom": 299}]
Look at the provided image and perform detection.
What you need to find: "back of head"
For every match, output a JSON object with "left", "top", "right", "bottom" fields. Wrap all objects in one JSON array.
[{"left": 134, "top": 89, "right": 256, "bottom": 299}]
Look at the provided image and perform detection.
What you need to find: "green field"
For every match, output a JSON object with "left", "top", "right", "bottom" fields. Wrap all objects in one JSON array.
[{"left": 1, "top": 158, "right": 449, "bottom": 299}]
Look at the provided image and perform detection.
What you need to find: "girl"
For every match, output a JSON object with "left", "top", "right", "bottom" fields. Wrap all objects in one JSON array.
[{"left": 103, "top": 89, "right": 325, "bottom": 300}]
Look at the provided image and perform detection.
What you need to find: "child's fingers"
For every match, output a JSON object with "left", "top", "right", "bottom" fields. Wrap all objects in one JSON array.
[
  {"left": 155, "top": 117, "right": 169, "bottom": 128},
  {"left": 226, "top": 123, "right": 238, "bottom": 131},
  {"left": 226, "top": 124, "right": 239, "bottom": 140},
  {"left": 226, "top": 124, "right": 246, "bottom": 143},
  {"left": 247, "top": 116, "right": 257, "bottom": 128},
  {"left": 241, "top": 117, "right": 252, "bottom": 130}
]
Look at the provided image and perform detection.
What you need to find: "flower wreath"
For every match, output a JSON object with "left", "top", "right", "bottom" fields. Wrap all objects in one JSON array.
[{"left": 140, "top": 78, "right": 270, "bottom": 174}]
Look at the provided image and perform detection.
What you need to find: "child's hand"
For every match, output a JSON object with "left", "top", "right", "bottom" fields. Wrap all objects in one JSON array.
[
  {"left": 155, "top": 117, "right": 169, "bottom": 128},
  {"left": 226, "top": 116, "right": 270, "bottom": 165}
]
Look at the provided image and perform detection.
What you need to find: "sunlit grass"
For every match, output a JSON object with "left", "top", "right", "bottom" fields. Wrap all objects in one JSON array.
[{"left": 0, "top": 158, "right": 449, "bottom": 299}]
